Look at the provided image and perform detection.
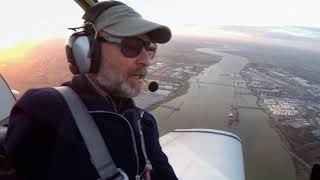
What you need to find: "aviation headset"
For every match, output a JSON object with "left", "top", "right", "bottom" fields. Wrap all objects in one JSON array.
[{"left": 65, "top": 1, "right": 125, "bottom": 74}]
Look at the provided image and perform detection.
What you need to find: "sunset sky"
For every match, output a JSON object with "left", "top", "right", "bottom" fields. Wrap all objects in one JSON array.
[{"left": 0, "top": 0, "right": 319, "bottom": 51}]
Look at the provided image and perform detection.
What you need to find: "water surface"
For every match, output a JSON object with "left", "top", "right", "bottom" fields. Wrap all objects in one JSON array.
[{"left": 152, "top": 48, "right": 296, "bottom": 180}]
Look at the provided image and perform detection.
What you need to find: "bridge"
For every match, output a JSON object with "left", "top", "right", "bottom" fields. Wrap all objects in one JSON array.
[
  {"left": 237, "top": 106, "right": 263, "bottom": 110},
  {"left": 234, "top": 92, "right": 254, "bottom": 95}
]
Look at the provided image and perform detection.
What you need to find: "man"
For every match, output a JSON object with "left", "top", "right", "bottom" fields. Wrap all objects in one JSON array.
[{"left": 4, "top": 1, "right": 177, "bottom": 180}]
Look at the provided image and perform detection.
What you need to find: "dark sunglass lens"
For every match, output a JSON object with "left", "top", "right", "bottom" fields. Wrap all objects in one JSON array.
[{"left": 121, "top": 38, "right": 143, "bottom": 58}]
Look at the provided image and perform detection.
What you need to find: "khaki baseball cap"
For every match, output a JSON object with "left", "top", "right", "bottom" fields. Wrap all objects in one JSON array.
[{"left": 87, "top": 2, "right": 172, "bottom": 44}]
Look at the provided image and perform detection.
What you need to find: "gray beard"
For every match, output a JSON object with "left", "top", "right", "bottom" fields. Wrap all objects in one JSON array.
[{"left": 96, "top": 64, "right": 143, "bottom": 98}]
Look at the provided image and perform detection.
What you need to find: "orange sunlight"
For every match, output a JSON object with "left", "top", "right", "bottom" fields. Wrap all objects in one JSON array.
[{"left": 0, "top": 39, "right": 44, "bottom": 64}]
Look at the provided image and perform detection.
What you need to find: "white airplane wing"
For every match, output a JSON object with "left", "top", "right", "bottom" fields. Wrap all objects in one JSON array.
[
  {"left": 160, "top": 129, "right": 245, "bottom": 180},
  {"left": 0, "top": 74, "right": 16, "bottom": 143},
  {"left": 0, "top": 74, "right": 16, "bottom": 124}
]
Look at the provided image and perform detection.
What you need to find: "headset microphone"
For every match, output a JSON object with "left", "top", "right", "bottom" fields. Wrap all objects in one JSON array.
[
  {"left": 144, "top": 80, "right": 158, "bottom": 92},
  {"left": 148, "top": 81, "right": 159, "bottom": 92}
]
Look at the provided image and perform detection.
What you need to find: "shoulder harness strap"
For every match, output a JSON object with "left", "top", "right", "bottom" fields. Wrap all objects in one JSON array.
[{"left": 54, "top": 86, "right": 128, "bottom": 180}]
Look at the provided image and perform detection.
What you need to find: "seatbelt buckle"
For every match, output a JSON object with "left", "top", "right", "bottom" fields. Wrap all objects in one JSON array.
[{"left": 117, "top": 168, "right": 129, "bottom": 180}]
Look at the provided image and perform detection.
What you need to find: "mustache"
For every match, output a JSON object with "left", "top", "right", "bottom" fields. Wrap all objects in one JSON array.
[{"left": 128, "top": 68, "right": 148, "bottom": 78}]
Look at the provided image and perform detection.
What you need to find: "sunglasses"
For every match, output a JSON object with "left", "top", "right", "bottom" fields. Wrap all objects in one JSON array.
[{"left": 98, "top": 36, "right": 157, "bottom": 59}]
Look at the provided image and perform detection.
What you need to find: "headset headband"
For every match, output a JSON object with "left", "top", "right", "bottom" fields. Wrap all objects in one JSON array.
[
  {"left": 66, "top": 1, "right": 127, "bottom": 74},
  {"left": 82, "top": 1, "right": 125, "bottom": 23}
]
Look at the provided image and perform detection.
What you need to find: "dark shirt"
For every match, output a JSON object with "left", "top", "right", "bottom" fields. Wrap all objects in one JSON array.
[{"left": 4, "top": 74, "right": 177, "bottom": 180}]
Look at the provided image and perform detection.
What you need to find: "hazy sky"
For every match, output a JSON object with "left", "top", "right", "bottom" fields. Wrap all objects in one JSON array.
[{"left": 0, "top": 0, "right": 319, "bottom": 50}]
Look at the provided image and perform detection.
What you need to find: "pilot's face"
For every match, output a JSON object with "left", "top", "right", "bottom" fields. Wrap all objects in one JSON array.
[{"left": 96, "top": 31, "right": 152, "bottom": 97}]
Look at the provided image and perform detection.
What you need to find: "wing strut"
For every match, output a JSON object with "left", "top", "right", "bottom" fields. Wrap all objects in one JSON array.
[{"left": 74, "top": 0, "right": 98, "bottom": 11}]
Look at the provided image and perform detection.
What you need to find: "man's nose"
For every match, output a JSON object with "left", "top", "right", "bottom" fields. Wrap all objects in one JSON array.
[{"left": 136, "top": 48, "right": 151, "bottom": 67}]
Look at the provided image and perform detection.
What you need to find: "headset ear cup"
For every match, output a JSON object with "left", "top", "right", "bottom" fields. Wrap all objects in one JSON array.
[
  {"left": 65, "top": 32, "right": 91, "bottom": 74},
  {"left": 65, "top": 1, "right": 125, "bottom": 75},
  {"left": 66, "top": 40, "right": 80, "bottom": 74}
]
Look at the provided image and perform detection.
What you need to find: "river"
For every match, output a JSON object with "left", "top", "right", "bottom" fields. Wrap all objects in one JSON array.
[{"left": 151, "top": 48, "right": 296, "bottom": 180}]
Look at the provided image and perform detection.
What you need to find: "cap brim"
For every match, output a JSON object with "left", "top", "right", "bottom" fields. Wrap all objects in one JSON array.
[{"left": 101, "top": 17, "right": 172, "bottom": 44}]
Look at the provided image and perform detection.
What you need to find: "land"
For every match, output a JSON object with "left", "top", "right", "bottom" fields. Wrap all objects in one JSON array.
[
  {"left": 134, "top": 57, "right": 221, "bottom": 110},
  {"left": 240, "top": 62, "right": 320, "bottom": 180},
  {"left": 215, "top": 40, "right": 320, "bottom": 180}
]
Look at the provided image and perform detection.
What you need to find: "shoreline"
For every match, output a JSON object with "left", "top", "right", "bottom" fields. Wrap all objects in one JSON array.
[
  {"left": 256, "top": 96, "right": 311, "bottom": 180},
  {"left": 146, "top": 83, "right": 190, "bottom": 111},
  {"left": 148, "top": 48, "right": 305, "bottom": 179},
  {"left": 144, "top": 57, "right": 222, "bottom": 112},
  {"left": 241, "top": 68, "right": 311, "bottom": 180},
  {"left": 149, "top": 48, "right": 310, "bottom": 179}
]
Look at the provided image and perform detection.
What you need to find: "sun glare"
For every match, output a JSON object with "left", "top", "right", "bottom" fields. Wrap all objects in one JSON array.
[{"left": 0, "top": 39, "right": 44, "bottom": 64}]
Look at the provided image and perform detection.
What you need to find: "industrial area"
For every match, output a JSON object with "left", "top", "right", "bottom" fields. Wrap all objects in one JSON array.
[
  {"left": 134, "top": 59, "right": 209, "bottom": 110},
  {"left": 240, "top": 63, "right": 320, "bottom": 176}
]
